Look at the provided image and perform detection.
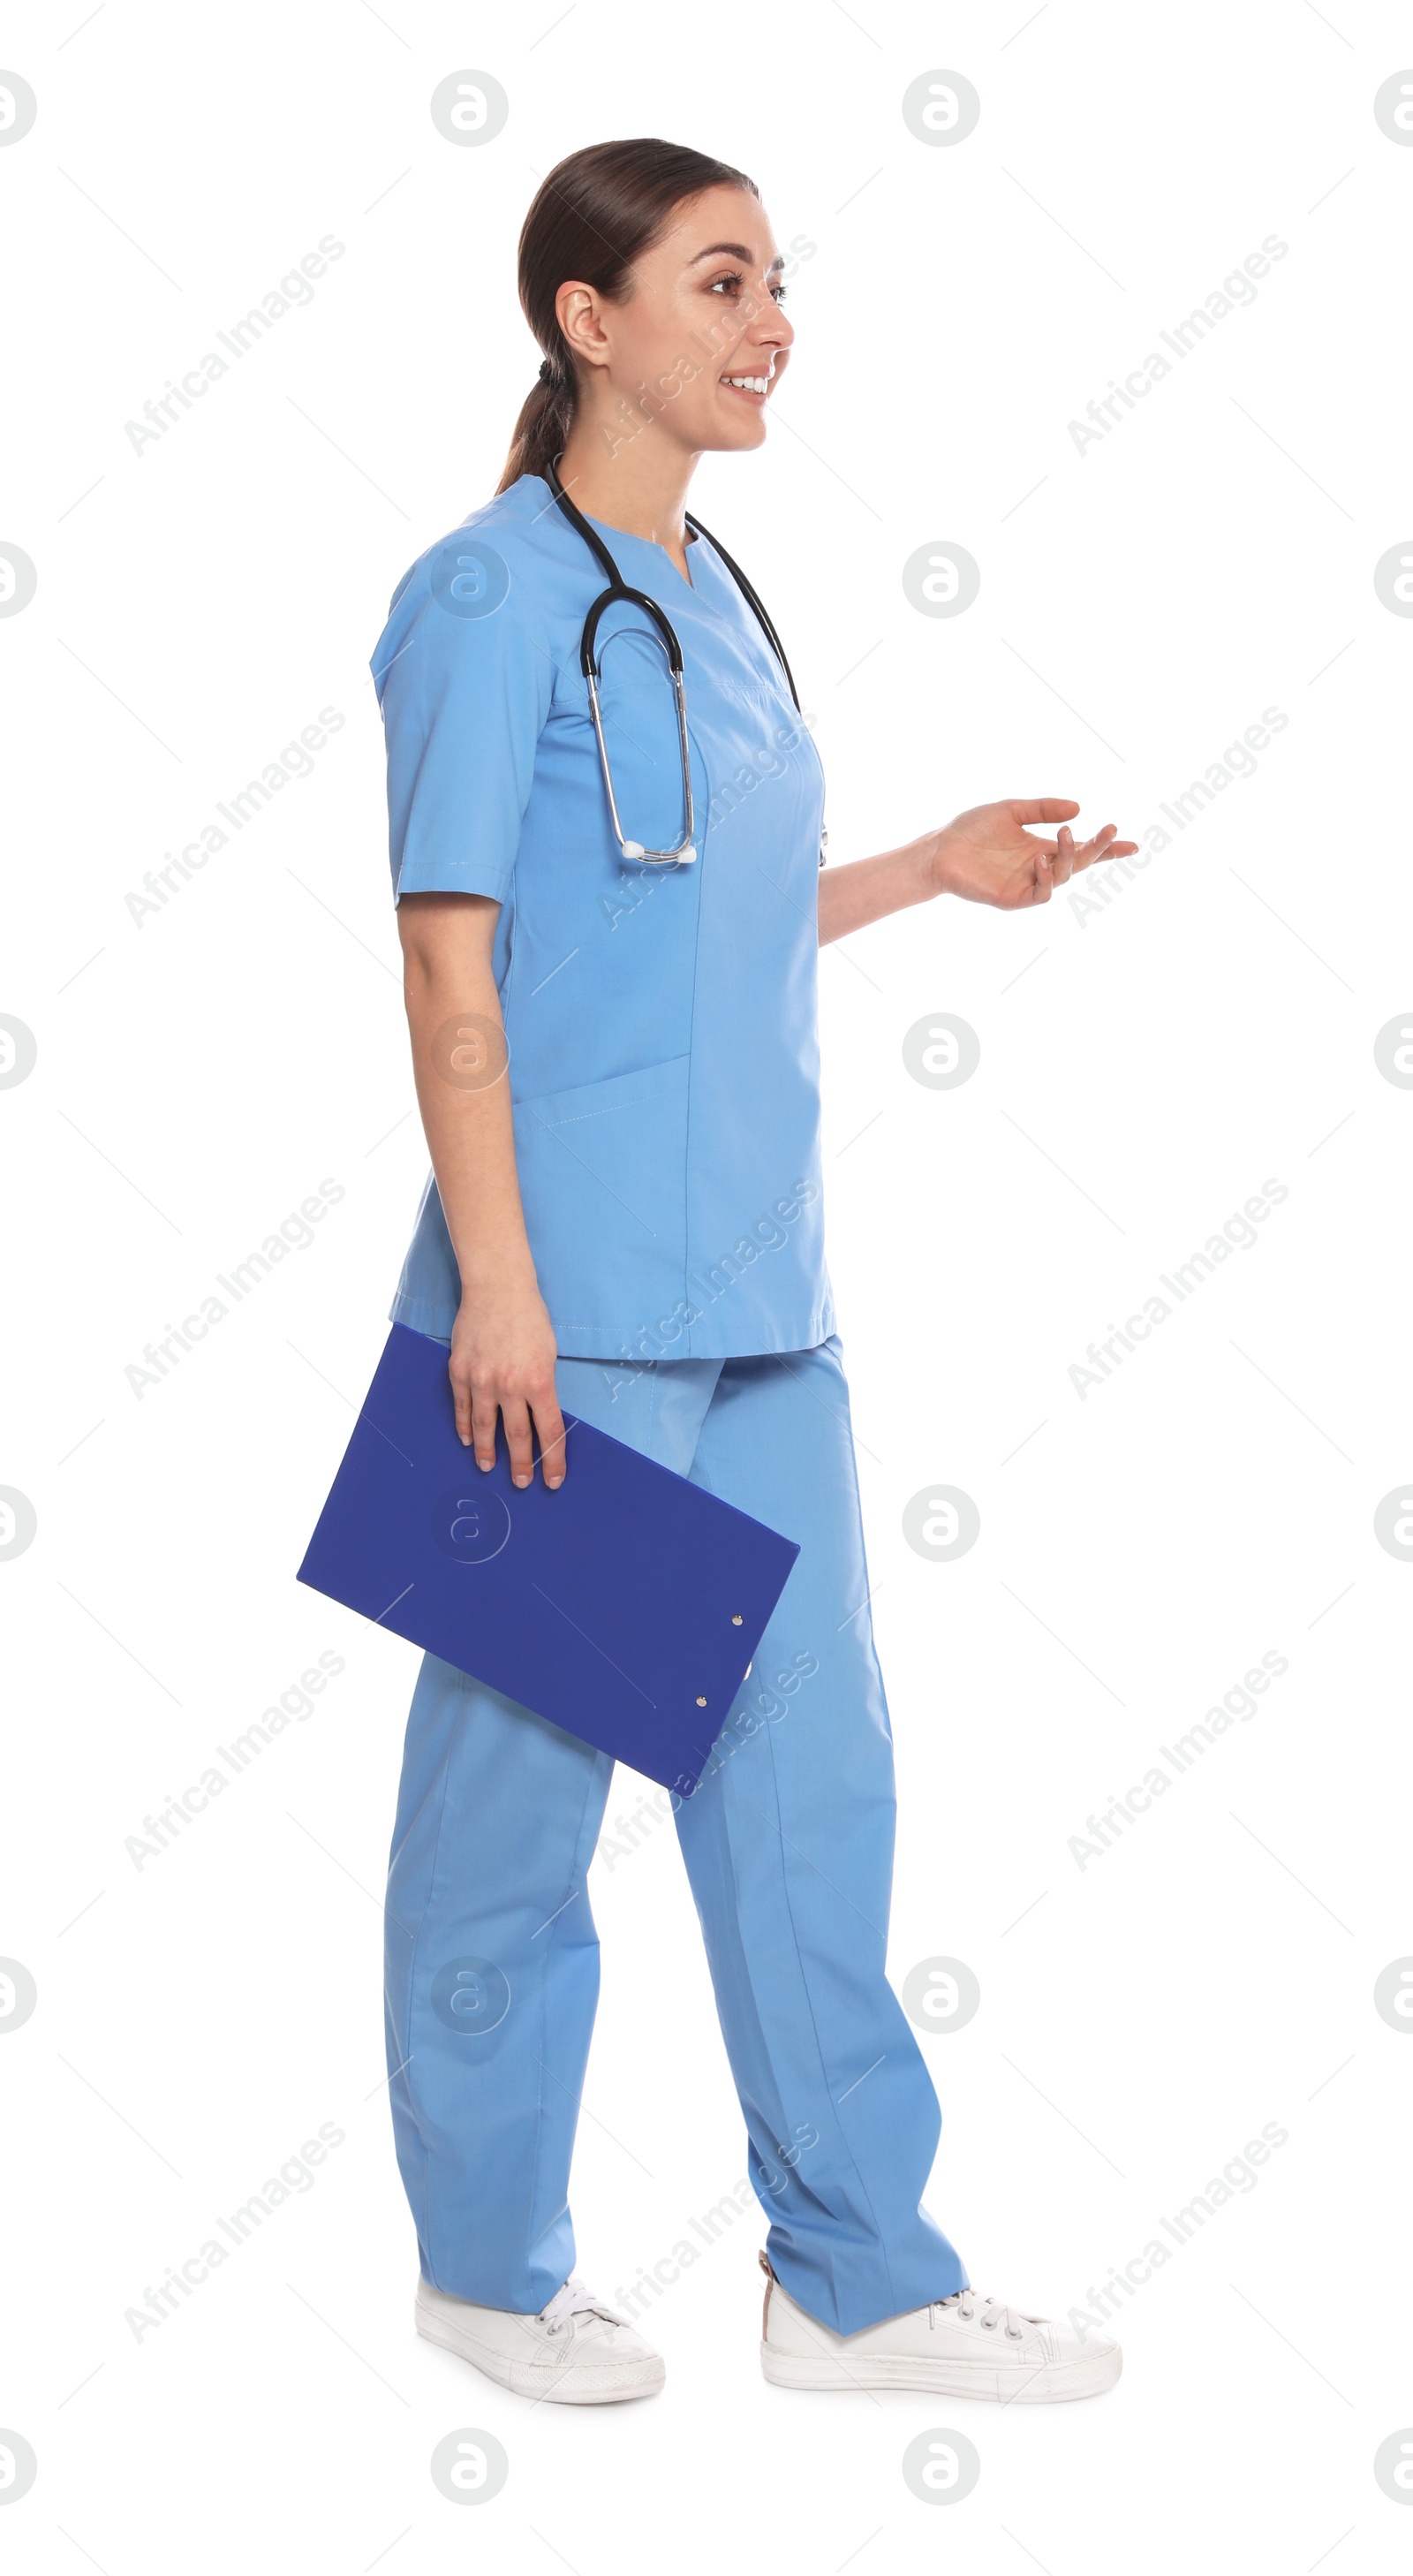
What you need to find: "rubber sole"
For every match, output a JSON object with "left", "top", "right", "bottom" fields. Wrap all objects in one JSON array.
[
  {"left": 415, "top": 2296, "right": 665, "bottom": 2405},
  {"left": 759, "top": 2339, "right": 1122, "bottom": 2403}
]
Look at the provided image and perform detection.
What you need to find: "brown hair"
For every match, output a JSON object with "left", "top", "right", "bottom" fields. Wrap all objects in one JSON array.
[{"left": 495, "top": 138, "right": 759, "bottom": 495}]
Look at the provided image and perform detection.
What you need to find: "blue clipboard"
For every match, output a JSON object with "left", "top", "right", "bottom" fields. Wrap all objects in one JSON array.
[{"left": 296, "top": 1323, "right": 801, "bottom": 1793}]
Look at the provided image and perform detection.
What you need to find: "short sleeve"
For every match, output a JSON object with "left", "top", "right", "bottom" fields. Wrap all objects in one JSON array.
[{"left": 373, "top": 543, "right": 554, "bottom": 904}]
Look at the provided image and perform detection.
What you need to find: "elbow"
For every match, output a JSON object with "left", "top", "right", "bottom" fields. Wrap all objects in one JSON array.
[{"left": 398, "top": 936, "right": 436, "bottom": 1011}]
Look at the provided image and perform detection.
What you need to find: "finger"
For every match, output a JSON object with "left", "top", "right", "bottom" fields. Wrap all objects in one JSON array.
[
  {"left": 469, "top": 1385, "right": 500, "bottom": 1472},
  {"left": 1051, "top": 824, "right": 1076, "bottom": 886},
  {"left": 1080, "top": 832, "right": 1137, "bottom": 868},
  {"left": 1075, "top": 830, "right": 1137, "bottom": 873},
  {"left": 1009, "top": 797, "right": 1081, "bottom": 827},
  {"left": 1031, "top": 845, "right": 1053, "bottom": 904},
  {"left": 502, "top": 1397, "right": 535, "bottom": 1489},
  {"left": 533, "top": 1394, "right": 569, "bottom": 1490},
  {"left": 450, "top": 1359, "right": 473, "bottom": 1449}
]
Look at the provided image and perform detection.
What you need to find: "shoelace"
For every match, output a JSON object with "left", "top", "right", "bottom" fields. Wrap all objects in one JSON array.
[
  {"left": 931, "top": 2290, "right": 1034, "bottom": 2342},
  {"left": 538, "top": 2277, "right": 631, "bottom": 2337}
]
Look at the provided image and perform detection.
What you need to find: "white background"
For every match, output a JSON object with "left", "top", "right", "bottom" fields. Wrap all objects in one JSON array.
[{"left": 3, "top": 0, "right": 1411, "bottom": 2566}]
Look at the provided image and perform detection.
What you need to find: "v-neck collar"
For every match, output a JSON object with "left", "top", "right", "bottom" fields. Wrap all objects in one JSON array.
[
  {"left": 584, "top": 509, "right": 698, "bottom": 595},
  {"left": 531, "top": 477, "right": 699, "bottom": 595}
]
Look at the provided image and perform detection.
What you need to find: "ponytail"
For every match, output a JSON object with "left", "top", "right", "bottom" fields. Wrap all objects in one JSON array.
[
  {"left": 497, "top": 359, "right": 577, "bottom": 496},
  {"left": 495, "top": 138, "right": 758, "bottom": 497}
]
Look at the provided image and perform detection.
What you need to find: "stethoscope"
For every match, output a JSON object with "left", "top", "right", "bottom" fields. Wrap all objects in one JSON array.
[{"left": 544, "top": 454, "right": 806, "bottom": 869}]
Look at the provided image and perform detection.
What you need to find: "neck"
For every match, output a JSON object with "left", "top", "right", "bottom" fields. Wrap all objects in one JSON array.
[{"left": 554, "top": 402, "right": 700, "bottom": 557}]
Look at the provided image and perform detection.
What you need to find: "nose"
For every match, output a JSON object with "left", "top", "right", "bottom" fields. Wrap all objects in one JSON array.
[{"left": 748, "top": 291, "right": 793, "bottom": 359}]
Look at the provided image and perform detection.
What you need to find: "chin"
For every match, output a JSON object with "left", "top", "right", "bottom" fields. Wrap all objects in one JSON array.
[{"left": 704, "top": 408, "right": 769, "bottom": 455}]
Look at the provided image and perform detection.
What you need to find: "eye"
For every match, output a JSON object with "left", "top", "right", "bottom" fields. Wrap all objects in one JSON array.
[
  {"left": 770, "top": 282, "right": 789, "bottom": 305},
  {"left": 707, "top": 269, "right": 744, "bottom": 296}
]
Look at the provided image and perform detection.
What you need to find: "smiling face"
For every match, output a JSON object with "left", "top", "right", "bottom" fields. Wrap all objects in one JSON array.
[{"left": 555, "top": 183, "right": 794, "bottom": 457}]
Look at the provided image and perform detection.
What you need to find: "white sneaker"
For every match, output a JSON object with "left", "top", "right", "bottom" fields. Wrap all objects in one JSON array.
[
  {"left": 415, "top": 2273, "right": 665, "bottom": 2405},
  {"left": 758, "top": 2253, "right": 1121, "bottom": 2403}
]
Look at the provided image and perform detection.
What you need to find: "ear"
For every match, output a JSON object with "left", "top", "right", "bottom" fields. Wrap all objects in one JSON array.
[{"left": 555, "top": 279, "right": 612, "bottom": 374}]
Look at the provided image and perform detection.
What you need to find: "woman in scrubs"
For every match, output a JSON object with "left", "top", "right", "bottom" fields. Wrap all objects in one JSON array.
[{"left": 375, "top": 138, "right": 1136, "bottom": 2407}]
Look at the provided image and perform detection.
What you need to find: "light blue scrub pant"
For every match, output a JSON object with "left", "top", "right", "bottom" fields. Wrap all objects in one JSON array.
[{"left": 383, "top": 1336, "right": 968, "bottom": 2336}]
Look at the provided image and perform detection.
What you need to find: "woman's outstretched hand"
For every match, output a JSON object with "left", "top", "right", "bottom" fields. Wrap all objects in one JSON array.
[{"left": 930, "top": 799, "right": 1137, "bottom": 908}]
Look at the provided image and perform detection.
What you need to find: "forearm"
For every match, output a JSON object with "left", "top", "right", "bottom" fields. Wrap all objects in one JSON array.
[
  {"left": 396, "top": 892, "right": 563, "bottom": 1481},
  {"left": 401, "top": 926, "right": 536, "bottom": 1302},
  {"left": 817, "top": 831, "right": 939, "bottom": 944}
]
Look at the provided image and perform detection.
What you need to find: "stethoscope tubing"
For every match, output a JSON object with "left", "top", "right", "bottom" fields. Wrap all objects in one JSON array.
[{"left": 544, "top": 454, "right": 801, "bottom": 869}]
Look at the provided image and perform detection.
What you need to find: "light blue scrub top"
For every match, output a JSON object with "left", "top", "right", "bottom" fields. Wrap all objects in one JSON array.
[{"left": 373, "top": 472, "right": 835, "bottom": 1362}]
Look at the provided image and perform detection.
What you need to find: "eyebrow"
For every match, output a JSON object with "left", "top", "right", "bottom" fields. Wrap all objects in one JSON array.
[{"left": 687, "top": 240, "right": 786, "bottom": 274}]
